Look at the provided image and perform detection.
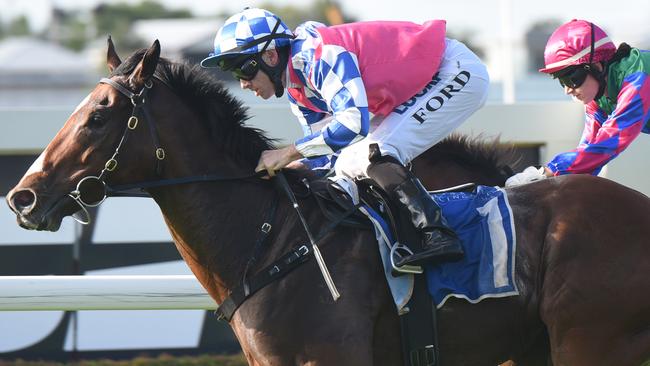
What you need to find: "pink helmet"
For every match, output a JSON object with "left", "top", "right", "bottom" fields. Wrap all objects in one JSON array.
[{"left": 539, "top": 19, "right": 616, "bottom": 74}]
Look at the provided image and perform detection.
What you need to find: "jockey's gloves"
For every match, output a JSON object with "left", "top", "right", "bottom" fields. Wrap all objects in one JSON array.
[{"left": 505, "top": 166, "right": 547, "bottom": 187}]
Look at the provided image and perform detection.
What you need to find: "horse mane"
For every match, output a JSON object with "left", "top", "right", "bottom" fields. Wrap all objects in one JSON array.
[
  {"left": 111, "top": 49, "right": 276, "bottom": 167},
  {"left": 423, "top": 133, "right": 516, "bottom": 179},
  {"left": 109, "top": 50, "right": 514, "bottom": 180}
]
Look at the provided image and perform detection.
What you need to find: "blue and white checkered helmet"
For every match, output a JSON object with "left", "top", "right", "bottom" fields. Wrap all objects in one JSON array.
[{"left": 201, "top": 8, "right": 293, "bottom": 68}]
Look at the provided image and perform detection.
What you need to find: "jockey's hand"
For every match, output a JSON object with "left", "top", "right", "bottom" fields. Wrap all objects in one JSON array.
[
  {"left": 285, "top": 159, "right": 308, "bottom": 171},
  {"left": 505, "top": 166, "right": 549, "bottom": 187},
  {"left": 255, "top": 145, "right": 303, "bottom": 177}
]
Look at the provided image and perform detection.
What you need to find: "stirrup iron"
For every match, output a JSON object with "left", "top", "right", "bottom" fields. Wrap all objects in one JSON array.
[{"left": 390, "top": 242, "right": 423, "bottom": 274}]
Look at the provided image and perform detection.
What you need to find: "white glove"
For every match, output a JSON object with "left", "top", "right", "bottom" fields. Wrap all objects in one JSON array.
[{"left": 505, "top": 166, "right": 547, "bottom": 187}]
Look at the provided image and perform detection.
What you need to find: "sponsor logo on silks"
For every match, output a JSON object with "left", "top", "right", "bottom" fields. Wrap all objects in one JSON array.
[
  {"left": 393, "top": 73, "right": 442, "bottom": 115},
  {"left": 410, "top": 71, "right": 471, "bottom": 124}
]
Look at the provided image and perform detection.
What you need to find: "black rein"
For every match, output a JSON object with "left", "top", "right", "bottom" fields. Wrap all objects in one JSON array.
[{"left": 94, "top": 76, "right": 360, "bottom": 323}]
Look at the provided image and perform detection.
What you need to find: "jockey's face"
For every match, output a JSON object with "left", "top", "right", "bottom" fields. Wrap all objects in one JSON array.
[
  {"left": 563, "top": 73, "right": 600, "bottom": 104},
  {"left": 239, "top": 50, "right": 282, "bottom": 100},
  {"left": 240, "top": 68, "right": 276, "bottom": 100}
]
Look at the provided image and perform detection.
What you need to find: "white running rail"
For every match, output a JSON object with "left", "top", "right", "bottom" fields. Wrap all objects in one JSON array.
[{"left": 0, "top": 275, "right": 217, "bottom": 311}]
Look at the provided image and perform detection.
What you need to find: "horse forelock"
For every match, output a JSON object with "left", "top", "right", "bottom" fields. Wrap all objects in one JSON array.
[{"left": 111, "top": 48, "right": 276, "bottom": 167}]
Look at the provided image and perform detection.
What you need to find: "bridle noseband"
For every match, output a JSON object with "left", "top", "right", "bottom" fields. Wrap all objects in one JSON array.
[{"left": 68, "top": 76, "right": 260, "bottom": 225}]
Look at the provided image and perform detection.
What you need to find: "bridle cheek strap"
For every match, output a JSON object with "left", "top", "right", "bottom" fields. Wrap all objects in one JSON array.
[
  {"left": 99, "top": 77, "right": 165, "bottom": 174},
  {"left": 69, "top": 77, "right": 164, "bottom": 225}
]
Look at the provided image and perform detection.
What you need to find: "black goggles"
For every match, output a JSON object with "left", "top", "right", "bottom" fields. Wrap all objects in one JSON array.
[
  {"left": 556, "top": 66, "right": 590, "bottom": 89},
  {"left": 219, "top": 56, "right": 260, "bottom": 81},
  {"left": 232, "top": 57, "right": 260, "bottom": 81}
]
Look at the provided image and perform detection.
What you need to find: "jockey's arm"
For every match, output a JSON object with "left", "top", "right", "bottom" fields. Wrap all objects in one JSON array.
[
  {"left": 547, "top": 73, "right": 650, "bottom": 176},
  {"left": 292, "top": 48, "right": 370, "bottom": 158}
]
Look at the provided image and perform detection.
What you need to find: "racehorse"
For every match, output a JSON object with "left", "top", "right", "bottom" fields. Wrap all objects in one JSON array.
[{"left": 6, "top": 39, "right": 650, "bottom": 366}]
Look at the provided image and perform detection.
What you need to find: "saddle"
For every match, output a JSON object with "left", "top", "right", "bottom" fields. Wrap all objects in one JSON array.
[
  {"left": 305, "top": 175, "right": 477, "bottom": 366},
  {"left": 308, "top": 175, "right": 476, "bottom": 235}
]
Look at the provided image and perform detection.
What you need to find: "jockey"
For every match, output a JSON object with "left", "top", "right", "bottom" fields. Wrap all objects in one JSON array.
[
  {"left": 506, "top": 19, "right": 650, "bottom": 186},
  {"left": 201, "top": 8, "right": 490, "bottom": 267}
]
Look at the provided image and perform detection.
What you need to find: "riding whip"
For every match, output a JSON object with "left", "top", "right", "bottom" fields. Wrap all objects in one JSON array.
[{"left": 275, "top": 171, "right": 341, "bottom": 301}]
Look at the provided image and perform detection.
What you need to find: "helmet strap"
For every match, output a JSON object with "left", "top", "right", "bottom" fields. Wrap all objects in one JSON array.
[
  {"left": 254, "top": 17, "right": 293, "bottom": 98},
  {"left": 259, "top": 46, "right": 291, "bottom": 98},
  {"left": 584, "top": 63, "right": 607, "bottom": 100},
  {"left": 594, "top": 69, "right": 607, "bottom": 100},
  {"left": 588, "top": 22, "right": 595, "bottom": 64},
  {"left": 585, "top": 23, "right": 606, "bottom": 99}
]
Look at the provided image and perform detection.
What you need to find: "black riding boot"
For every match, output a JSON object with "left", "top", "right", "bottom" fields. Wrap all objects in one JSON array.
[{"left": 366, "top": 148, "right": 464, "bottom": 267}]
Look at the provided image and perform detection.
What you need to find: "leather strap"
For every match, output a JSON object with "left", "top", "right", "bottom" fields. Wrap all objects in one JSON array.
[{"left": 216, "top": 244, "right": 311, "bottom": 322}]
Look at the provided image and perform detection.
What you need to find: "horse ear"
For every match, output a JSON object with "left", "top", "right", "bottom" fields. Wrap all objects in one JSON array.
[
  {"left": 131, "top": 40, "right": 160, "bottom": 86},
  {"left": 106, "top": 35, "right": 121, "bottom": 73}
]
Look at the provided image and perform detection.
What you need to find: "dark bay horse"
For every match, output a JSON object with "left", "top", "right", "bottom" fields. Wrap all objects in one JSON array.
[{"left": 6, "top": 40, "right": 650, "bottom": 366}]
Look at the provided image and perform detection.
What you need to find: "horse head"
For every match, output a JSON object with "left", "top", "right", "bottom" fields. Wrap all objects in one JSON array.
[{"left": 5, "top": 38, "right": 216, "bottom": 231}]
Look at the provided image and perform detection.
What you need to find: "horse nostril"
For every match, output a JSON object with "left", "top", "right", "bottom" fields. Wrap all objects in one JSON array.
[{"left": 9, "top": 189, "right": 36, "bottom": 213}]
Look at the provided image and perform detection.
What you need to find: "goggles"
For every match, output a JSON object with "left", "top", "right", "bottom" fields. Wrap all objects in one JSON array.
[
  {"left": 231, "top": 57, "right": 260, "bottom": 81},
  {"left": 218, "top": 56, "right": 260, "bottom": 81},
  {"left": 556, "top": 65, "right": 590, "bottom": 89}
]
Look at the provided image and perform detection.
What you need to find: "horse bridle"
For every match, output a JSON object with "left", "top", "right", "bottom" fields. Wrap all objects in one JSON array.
[{"left": 68, "top": 76, "right": 260, "bottom": 224}]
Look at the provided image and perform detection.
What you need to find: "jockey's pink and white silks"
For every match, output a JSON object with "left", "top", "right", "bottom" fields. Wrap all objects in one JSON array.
[
  {"left": 287, "top": 21, "right": 489, "bottom": 177},
  {"left": 547, "top": 48, "right": 650, "bottom": 175},
  {"left": 288, "top": 20, "right": 446, "bottom": 157},
  {"left": 335, "top": 39, "right": 489, "bottom": 178}
]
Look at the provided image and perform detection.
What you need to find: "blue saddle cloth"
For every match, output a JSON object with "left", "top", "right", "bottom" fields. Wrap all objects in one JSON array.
[
  {"left": 330, "top": 177, "right": 518, "bottom": 310},
  {"left": 425, "top": 185, "right": 518, "bottom": 308}
]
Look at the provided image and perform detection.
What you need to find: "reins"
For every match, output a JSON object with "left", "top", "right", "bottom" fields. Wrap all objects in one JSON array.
[
  {"left": 69, "top": 74, "right": 360, "bottom": 322},
  {"left": 216, "top": 172, "right": 363, "bottom": 322}
]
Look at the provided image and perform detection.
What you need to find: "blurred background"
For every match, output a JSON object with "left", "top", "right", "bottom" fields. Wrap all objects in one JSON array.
[{"left": 0, "top": 0, "right": 648, "bottom": 362}]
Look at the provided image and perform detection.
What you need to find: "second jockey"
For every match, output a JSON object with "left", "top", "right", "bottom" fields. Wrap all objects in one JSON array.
[{"left": 506, "top": 19, "right": 650, "bottom": 186}]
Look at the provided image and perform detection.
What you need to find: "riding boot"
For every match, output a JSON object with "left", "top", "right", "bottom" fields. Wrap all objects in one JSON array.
[{"left": 366, "top": 145, "right": 464, "bottom": 267}]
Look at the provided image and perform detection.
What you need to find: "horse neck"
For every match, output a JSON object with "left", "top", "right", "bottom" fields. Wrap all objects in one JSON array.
[{"left": 149, "top": 178, "right": 289, "bottom": 301}]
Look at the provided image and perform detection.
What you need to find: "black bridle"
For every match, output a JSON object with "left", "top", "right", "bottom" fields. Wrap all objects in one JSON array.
[{"left": 68, "top": 76, "right": 261, "bottom": 224}]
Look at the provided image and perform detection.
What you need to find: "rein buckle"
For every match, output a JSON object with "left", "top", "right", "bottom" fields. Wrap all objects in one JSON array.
[
  {"left": 105, "top": 158, "right": 118, "bottom": 172},
  {"left": 155, "top": 148, "right": 166, "bottom": 160},
  {"left": 127, "top": 116, "right": 138, "bottom": 130}
]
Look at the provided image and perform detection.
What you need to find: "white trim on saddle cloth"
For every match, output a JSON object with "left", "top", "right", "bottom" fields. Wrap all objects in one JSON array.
[{"left": 330, "top": 176, "right": 519, "bottom": 312}]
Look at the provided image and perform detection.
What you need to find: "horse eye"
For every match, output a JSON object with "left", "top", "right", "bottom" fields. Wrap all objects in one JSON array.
[{"left": 88, "top": 112, "right": 106, "bottom": 129}]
